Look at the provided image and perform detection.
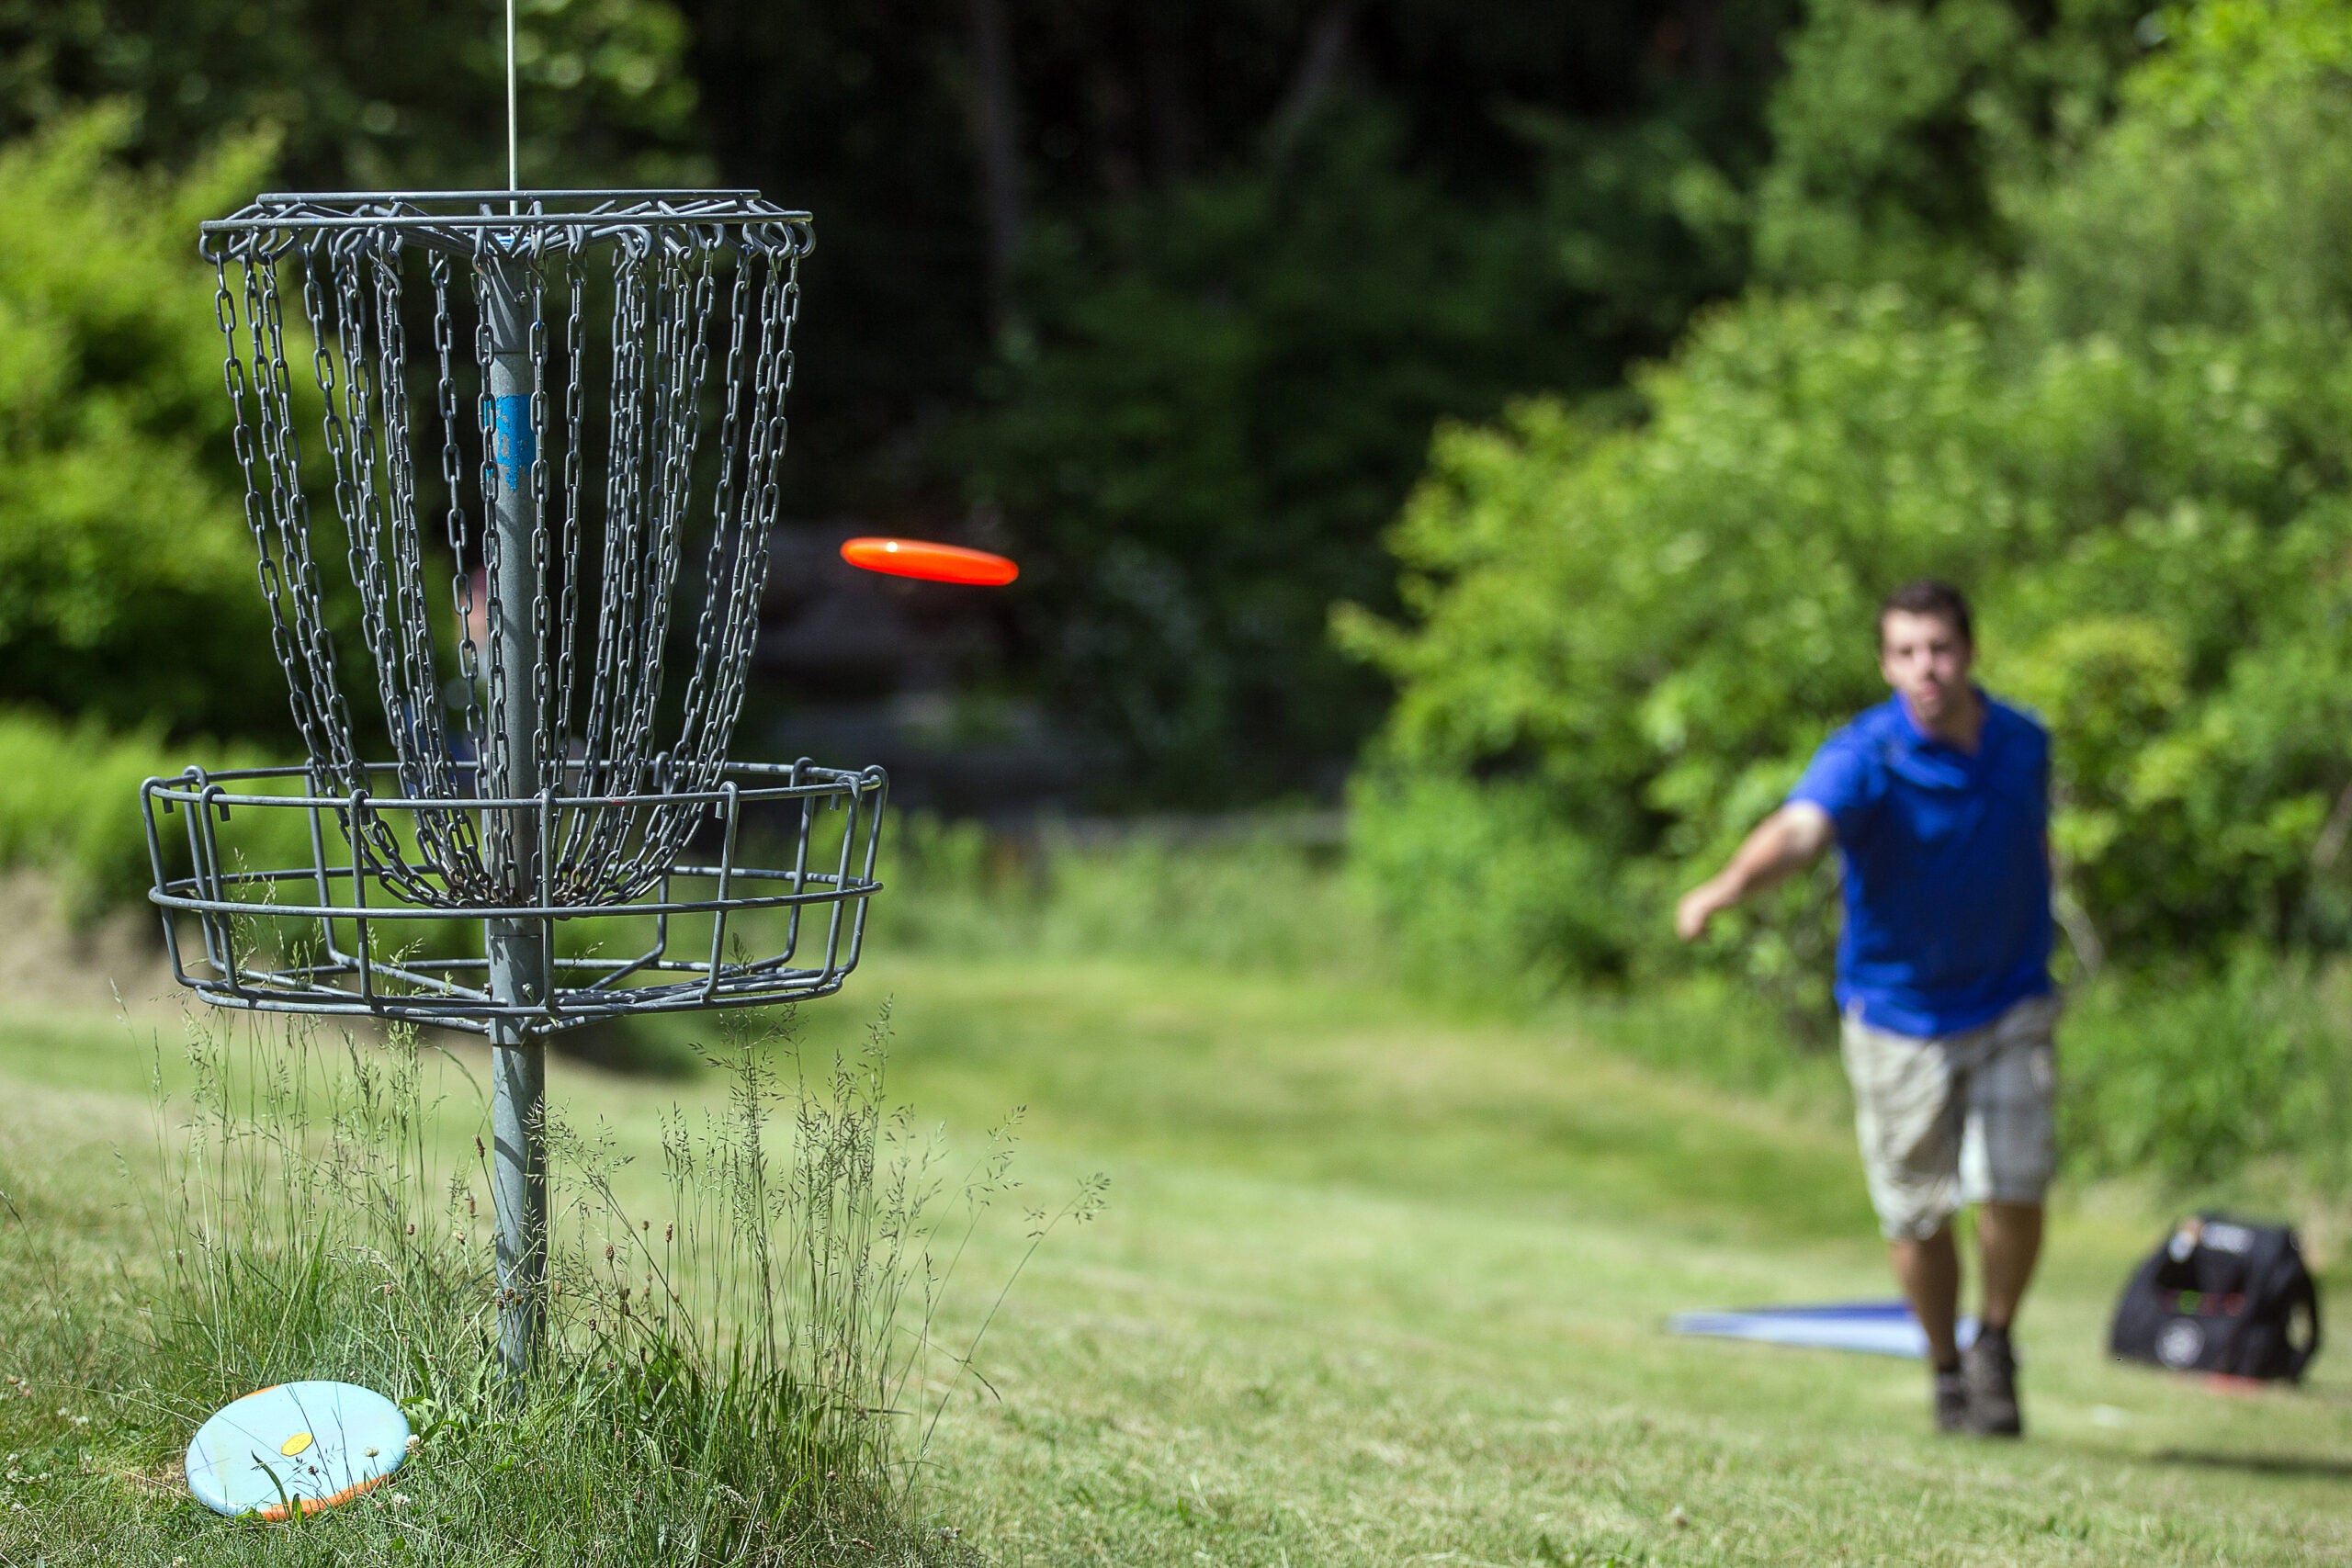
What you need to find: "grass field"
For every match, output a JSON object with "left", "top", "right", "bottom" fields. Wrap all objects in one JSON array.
[{"left": 0, "top": 942, "right": 2347, "bottom": 1564}]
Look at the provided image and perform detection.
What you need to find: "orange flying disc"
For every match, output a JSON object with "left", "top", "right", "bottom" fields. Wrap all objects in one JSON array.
[{"left": 840, "top": 536, "right": 1019, "bottom": 586}]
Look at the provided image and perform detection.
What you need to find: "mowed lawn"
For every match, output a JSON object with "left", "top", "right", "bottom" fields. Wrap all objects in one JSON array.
[{"left": 0, "top": 949, "right": 2347, "bottom": 1565}]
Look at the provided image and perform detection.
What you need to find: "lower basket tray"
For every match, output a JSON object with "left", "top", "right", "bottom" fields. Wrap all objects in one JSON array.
[{"left": 141, "top": 759, "right": 887, "bottom": 1037}]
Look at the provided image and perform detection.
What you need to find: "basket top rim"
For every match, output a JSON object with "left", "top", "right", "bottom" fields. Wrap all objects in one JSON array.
[
  {"left": 141, "top": 757, "right": 886, "bottom": 810},
  {"left": 200, "top": 189, "right": 814, "bottom": 254}
]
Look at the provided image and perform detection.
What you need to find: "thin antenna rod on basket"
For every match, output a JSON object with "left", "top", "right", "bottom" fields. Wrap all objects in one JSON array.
[{"left": 504, "top": 0, "right": 519, "bottom": 207}]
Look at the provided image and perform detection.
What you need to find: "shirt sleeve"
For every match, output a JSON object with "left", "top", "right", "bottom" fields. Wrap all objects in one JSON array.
[{"left": 1787, "top": 732, "right": 1880, "bottom": 842}]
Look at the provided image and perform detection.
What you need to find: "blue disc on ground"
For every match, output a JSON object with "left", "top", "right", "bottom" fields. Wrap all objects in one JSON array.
[
  {"left": 1668, "top": 1301, "right": 1980, "bottom": 1359},
  {"left": 185, "top": 1381, "right": 410, "bottom": 1518}
]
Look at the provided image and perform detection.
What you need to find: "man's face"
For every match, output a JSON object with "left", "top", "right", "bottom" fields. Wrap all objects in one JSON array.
[{"left": 1879, "top": 609, "right": 1973, "bottom": 724}]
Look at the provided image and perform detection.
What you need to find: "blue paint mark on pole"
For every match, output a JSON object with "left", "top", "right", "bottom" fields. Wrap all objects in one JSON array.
[{"left": 492, "top": 394, "right": 536, "bottom": 491}]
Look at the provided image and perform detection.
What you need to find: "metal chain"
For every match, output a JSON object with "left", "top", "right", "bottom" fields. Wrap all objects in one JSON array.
[
  {"left": 372, "top": 241, "right": 479, "bottom": 892},
  {"left": 251, "top": 244, "right": 364, "bottom": 785},
  {"left": 597, "top": 246, "right": 708, "bottom": 893},
  {"left": 202, "top": 212, "right": 814, "bottom": 910},
  {"left": 553, "top": 247, "right": 588, "bottom": 779},
  {"left": 305, "top": 247, "right": 426, "bottom": 886},
  {"left": 576, "top": 243, "right": 663, "bottom": 893},
  {"left": 432, "top": 253, "right": 486, "bottom": 757},
  {"left": 373, "top": 243, "right": 453, "bottom": 803},
  {"left": 668, "top": 241, "right": 757, "bottom": 776},
  {"left": 549, "top": 246, "right": 597, "bottom": 886},
  {"left": 613, "top": 247, "right": 683, "bottom": 795},
  {"left": 526, "top": 251, "right": 558, "bottom": 798},
  {"left": 577, "top": 242, "right": 648, "bottom": 808},
  {"left": 472, "top": 254, "right": 517, "bottom": 883},
  {"left": 713, "top": 245, "right": 801, "bottom": 742},
  {"left": 432, "top": 249, "right": 493, "bottom": 899},
  {"left": 210, "top": 246, "right": 332, "bottom": 772},
  {"left": 608, "top": 246, "right": 722, "bottom": 879}
]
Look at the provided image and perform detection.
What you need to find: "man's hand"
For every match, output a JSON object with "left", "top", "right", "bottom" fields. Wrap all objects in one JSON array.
[
  {"left": 1676, "top": 878, "right": 1735, "bottom": 942},
  {"left": 1673, "top": 804, "right": 1834, "bottom": 942}
]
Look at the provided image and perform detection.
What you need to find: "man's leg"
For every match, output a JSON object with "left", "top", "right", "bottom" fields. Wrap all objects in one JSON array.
[
  {"left": 1841, "top": 1009, "right": 1967, "bottom": 1428},
  {"left": 1955, "top": 995, "right": 2061, "bottom": 1437},
  {"left": 1889, "top": 1224, "right": 1962, "bottom": 1366},
  {"left": 1975, "top": 1200, "right": 2043, "bottom": 1331}
]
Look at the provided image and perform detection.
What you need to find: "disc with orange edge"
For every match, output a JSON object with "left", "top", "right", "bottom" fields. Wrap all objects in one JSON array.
[
  {"left": 841, "top": 536, "right": 1018, "bottom": 586},
  {"left": 186, "top": 1381, "right": 410, "bottom": 1518}
]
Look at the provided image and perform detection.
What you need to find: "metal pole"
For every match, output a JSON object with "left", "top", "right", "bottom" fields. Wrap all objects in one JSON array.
[{"left": 483, "top": 257, "right": 547, "bottom": 1379}]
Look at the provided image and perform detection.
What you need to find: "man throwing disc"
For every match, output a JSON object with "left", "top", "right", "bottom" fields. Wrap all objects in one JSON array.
[{"left": 1675, "top": 580, "right": 2055, "bottom": 1438}]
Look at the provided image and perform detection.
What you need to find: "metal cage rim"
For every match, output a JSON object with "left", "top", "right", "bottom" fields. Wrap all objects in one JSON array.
[
  {"left": 205, "top": 187, "right": 813, "bottom": 228},
  {"left": 199, "top": 188, "right": 816, "bottom": 260},
  {"left": 142, "top": 756, "right": 887, "bottom": 1036},
  {"left": 141, "top": 758, "right": 886, "bottom": 814},
  {"left": 141, "top": 758, "right": 889, "bottom": 919}
]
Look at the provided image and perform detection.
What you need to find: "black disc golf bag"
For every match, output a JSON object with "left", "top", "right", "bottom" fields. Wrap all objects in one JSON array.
[{"left": 2109, "top": 1215, "right": 2321, "bottom": 1382}]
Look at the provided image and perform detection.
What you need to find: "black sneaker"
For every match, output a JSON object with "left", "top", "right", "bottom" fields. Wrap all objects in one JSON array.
[
  {"left": 1963, "top": 1328, "right": 2022, "bottom": 1437},
  {"left": 1932, "top": 1367, "right": 1968, "bottom": 1434}
]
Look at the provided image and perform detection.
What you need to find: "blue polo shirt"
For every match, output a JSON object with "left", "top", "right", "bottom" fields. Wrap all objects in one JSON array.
[{"left": 1787, "top": 693, "right": 2052, "bottom": 1038}]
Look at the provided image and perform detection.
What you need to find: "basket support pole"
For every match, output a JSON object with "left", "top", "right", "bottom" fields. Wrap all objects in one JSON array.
[{"left": 483, "top": 257, "right": 548, "bottom": 1379}]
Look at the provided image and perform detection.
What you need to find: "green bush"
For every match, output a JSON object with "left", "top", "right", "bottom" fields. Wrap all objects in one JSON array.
[
  {"left": 1749, "top": 0, "right": 2138, "bottom": 297},
  {"left": 1537, "top": 956, "right": 2352, "bottom": 1195},
  {"left": 0, "top": 0, "right": 702, "bottom": 192},
  {"left": 868, "top": 810, "right": 1386, "bottom": 981},
  {"left": 874, "top": 802, "right": 2347, "bottom": 1193},
  {"left": 1346, "top": 772, "right": 1633, "bottom": 1001},
  {"left": 0, "top": 707, "right": 296, "bottom": 921},
  {"left": 2060, "top": 952, "right": 2352, "bottom": 1191},
  {"left": 1345, "top": 2, "right": 2352, "bottom": 993},
  {"left": 0, "top": 110, "right": 297, "bottom": 739}
]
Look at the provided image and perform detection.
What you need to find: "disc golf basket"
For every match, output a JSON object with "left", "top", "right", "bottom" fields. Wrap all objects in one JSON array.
[{"left": 143, "top": 189, "right": 888, "bottom": 1372}]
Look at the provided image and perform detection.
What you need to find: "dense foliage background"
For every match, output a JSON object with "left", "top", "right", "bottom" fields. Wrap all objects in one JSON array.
[
  {"left": 0, "top": 0, "right": 1798, "bottom": 795},
  {"left": 1349, "top": 0, "right": 2352, "bottom": 1008},
  {"left": 1, "top": 0, "right": 2350, "bottom": 1189},
  {"left": 0, "top": 112, "right": 283, "bottom": 736}
]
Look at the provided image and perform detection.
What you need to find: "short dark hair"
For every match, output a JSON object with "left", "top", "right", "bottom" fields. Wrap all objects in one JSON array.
[{"left": 1878, "top": 579, "right": 1973, "bottom": 646}]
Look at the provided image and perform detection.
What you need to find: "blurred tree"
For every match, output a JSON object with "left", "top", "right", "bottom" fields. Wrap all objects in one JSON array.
[
  {"left": 678, "top": 0, "right": 995, "bottom": 505},
  {"left": 0, "top": 0, "right": 703, "bottom": 190},
  {"left": 673, "top": 0, "right": 1794, "bottom": 511},
  {"left": 932, "top": 1, "right": 1790, "bottom": 800},
  {"left": 961, "top": 99, "right": 1754, "bottom": 800},
  {"left": 1343, "top": 0, "right": 2352, "bottom": 996},
  {"left": 0, "top": 1, "right": 702, "bottom": 745},
  {"left": 0, "top": 109, "right": 289, "bottom": 736},
  {"left": 21, "top": 0, "right": 2090, "bottom": 807},
  {"left": 0, "top": 0, "right": 1812, "bottom": 799},
  {"left": 1752, "top": 0, "right": 2139, "bottom": 298}
]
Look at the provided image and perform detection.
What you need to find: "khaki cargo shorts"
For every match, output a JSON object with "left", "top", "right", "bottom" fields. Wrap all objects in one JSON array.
[{"left": 1840, "top": 992, "right": 2060, "bottom": 1242}]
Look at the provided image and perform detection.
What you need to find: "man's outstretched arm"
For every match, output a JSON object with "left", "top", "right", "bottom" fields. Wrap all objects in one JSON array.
[{"left": 1674, "top": 803, "right": 1835, "bottom": 942}]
